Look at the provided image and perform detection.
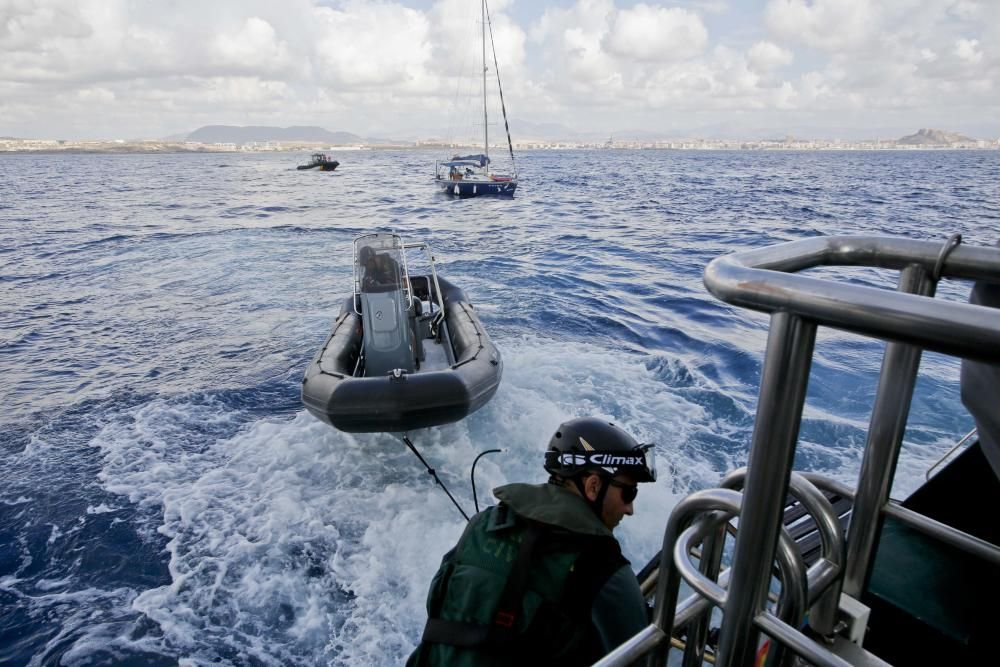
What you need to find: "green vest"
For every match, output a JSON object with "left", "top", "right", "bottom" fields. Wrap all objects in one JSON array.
[{"left": 408, "top": 483, "right": 628, "bottom": 667}]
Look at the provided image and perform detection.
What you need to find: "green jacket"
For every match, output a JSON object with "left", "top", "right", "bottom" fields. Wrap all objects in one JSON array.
[{"left": 407, "top": 483, "right": 648, "bottom": 666}]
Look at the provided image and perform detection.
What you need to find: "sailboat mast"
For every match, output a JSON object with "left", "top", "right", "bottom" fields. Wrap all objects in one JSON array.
[
  {"left": 484, "top": 0, "right": 517, "bottom": 177},
  {"left": 482, "top": 0, "right": 488, "bottom": 165}
]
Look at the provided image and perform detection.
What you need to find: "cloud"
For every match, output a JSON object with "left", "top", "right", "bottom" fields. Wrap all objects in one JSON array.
[
  {"left": 764, "top": 0, "right": 879, "bottom": 51},
  {"left": 312, "top": 2, "right": 433, "bottom": 89},
  {"left": 747, "top": 41, "right": 793, "bottom": 73},
  {"left": 210, "top": 17, "right": 293, "bottom": 76},
  {"left": 530, "top": 0, "right": 710, "bottom": 105},
  {"left": 0, "top": 0, "right": 997, "bottom": 139},
  {"left": 954, "top": 38, "right": 983, "bottom": 64},
  {"left": 603, "top": 4, "right": 707, "bottom": 62}
]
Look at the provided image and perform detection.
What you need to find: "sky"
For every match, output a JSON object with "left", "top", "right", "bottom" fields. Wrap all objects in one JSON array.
[{"left": 1, "top": 0, "right": 998, "bottom": 141}]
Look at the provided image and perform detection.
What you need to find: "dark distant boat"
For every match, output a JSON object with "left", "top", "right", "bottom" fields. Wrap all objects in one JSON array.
[
  {"left": 301, "top": 233, "right": 503, "bottom": 433},
  {"left": 297, "top": 153, "right": 339, "bottom": 171},
  {"left": 434, "top": 0, "right": 517, "bottom": 198}
]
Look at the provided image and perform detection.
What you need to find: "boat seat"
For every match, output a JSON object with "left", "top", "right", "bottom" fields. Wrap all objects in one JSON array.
[{"left": 360, "top": 291, "right": 415, "bottom": 376}]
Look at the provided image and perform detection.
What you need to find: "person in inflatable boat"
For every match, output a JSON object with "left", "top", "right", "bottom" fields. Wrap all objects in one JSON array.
[
  {"left": 408, "top": 417, "right": 656, "bottom": 666},
  {"left": 359, "top": 245, "right": 401, "bottom": 289}
]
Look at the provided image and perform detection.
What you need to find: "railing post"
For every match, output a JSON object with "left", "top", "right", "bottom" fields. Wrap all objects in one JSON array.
[
  {"left": 843, "top": 264, "right": 935, "bottom": 597},
  {"left": 715, "top": 312, "right": 816, "bottom": 665}
]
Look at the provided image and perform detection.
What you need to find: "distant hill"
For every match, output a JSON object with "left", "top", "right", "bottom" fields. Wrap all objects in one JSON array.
[
  {"left": 897, "top": 128, "right": 976, "bottom": 145},
  {"left": 186, "top": 125, "right": 364, "bottom": 144}
]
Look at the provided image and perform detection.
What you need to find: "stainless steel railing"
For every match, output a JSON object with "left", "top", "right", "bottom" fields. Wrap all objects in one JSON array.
[{"left": 597, "top": 236, "right": 1000, "bottom": 666}]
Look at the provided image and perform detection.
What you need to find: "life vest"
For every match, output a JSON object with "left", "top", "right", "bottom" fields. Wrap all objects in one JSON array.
[{"left": 408, "top": 502, "right": 628, "bottom": 666}]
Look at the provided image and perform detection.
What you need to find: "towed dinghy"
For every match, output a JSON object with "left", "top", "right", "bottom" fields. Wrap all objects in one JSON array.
[{"left": 301, "top": 233, "right": 502, "bottom": 432}]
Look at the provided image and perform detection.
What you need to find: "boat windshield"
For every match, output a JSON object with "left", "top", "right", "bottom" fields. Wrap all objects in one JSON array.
[{"left": 354, "top": 233, "right": 408, "bottom": 296}]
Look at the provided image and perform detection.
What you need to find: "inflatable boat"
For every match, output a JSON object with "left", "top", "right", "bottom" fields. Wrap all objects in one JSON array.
[
  {"left": 297, "top": 153, "right": 339, "bottom": 171},
  {"left": 301, "top": 233, "right": 503, "bottom": 433}
]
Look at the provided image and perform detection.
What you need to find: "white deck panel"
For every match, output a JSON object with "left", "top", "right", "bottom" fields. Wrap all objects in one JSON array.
[{"left": 421, "top": 337, "right": 451, "bottom": 372}]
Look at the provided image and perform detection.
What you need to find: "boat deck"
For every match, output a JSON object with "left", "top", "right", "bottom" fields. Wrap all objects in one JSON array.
[{"left": 421, "top": 337, "right": 451, "bottom": 372}]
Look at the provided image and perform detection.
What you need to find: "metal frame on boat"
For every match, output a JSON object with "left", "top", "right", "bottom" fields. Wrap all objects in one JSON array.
[{"left": 596, "top": 235, "right": 1000, "bottom": 666}]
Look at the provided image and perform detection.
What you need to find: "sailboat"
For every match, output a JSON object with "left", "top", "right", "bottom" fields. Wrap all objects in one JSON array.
[{"left": 434, "top": 0, "right": 517, "bottom": 198}]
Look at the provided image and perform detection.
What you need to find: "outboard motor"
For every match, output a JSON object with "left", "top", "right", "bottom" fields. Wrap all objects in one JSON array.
[{"left": 355, "top": 234, "right": 416, "bottom": 376}]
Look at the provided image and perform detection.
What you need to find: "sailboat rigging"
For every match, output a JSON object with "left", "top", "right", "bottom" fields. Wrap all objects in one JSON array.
[{"left": 434, "top": 0, "right": 517, "bottom": 198}]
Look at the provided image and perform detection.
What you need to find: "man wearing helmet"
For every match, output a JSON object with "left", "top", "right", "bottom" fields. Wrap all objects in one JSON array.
[{"left": 408, "top": 417, "right": 656, "bottom": 666}]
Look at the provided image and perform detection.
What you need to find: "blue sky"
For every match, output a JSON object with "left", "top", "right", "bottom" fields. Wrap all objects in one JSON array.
[{"left": 2, "top": 0, "right": 997, "bottom": 141}]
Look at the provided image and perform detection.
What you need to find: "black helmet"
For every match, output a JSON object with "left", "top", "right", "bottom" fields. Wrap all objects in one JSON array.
[
  {"left": 544, "top": 417, "right": 656, "bottom": 483},
  {"left": 359, "top": 245, "right": 375, "bottom": 264}
]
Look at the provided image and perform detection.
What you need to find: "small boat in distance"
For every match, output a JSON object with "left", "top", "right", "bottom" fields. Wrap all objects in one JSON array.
[
  {"left": 301, "top": 233, "right": 502, "bottom": 433},
  {"left": 434, "top": 0, "right": 517, "bottom": 198},
  {"left": 297, "top": 153, "right": 339, "bottom": 171}
]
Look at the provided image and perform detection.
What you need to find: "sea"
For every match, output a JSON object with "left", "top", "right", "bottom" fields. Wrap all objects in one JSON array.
[{"left": 2, "top": 148, "right": 999, "bottom": 665}]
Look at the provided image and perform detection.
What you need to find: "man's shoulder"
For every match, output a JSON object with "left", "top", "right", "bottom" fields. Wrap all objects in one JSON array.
[{"left": 493, "top": 483, "right": 615, "bottom": 539}]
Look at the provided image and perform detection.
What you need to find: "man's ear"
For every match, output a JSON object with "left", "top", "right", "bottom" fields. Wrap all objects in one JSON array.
[{"left": 583, "top": 473, "right": 602, "bottom": 502}]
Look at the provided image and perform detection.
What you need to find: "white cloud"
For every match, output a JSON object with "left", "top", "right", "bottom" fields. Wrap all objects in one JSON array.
[
  {"left": 0, "top": 0, "right": 997, "bottom": 139},
  {"left": 764, "top": 0, "right": 879, "bottom": 51},
  {"left": 313, "top": 2, "right": 433, "bottom": 89},
  {"left": 691, "top": 1, "right": 729, "bottom": 15},
  {"left": 603, "top": 4, "right": 707, "bottom": 62},
  {"left": 954, "top": 38, "right": 983, "bottom": 64},
  {"left": 210, "top": 17, "right": 292, "bottom": 75},
  {"left": 747, "top": 41, "right": 793, "bottom": 73},
  {"left": 948, "top": 1, "right": 983, "bottom": 21}
]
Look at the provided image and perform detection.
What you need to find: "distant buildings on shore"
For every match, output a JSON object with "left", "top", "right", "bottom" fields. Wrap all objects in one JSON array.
[
  {"left": 508, "top": 134, "right": 999, "bottom": 150},
  {"left": 2, "top": 135, "right": 998, "bottom": 153},
  {"left": 0, "top": 138, "right": 341, "bottom": 153}
]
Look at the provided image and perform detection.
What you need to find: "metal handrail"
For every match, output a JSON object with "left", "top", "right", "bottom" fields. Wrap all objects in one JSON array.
[
  {"left": 800, "top": 472, "right": 1000, "bottom": 567},
  {"left": 703, "top": 236, "right": 1000, "bottom": 362},
  {"left": 403, "top": 241, "right": 447, "bottom": 327},
  {"left": 598, "top": 236, "right": 1000, "bottom": 666},
  {"left": 925, "top": 427, "right": 978, "bottom": 480},
  {"left": 627, "top": 488, "right": 815, "bottom": 666},
  {"left": 352, "top": 232, "right": 414, "bottom": 313},
  {"left": 721, "top": 469, "right": 845, "bottom": 635}
]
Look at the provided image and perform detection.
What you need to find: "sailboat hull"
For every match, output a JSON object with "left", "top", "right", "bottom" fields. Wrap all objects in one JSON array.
[{"left": 438, "top": 178, "right": 517, "bottom": 198}]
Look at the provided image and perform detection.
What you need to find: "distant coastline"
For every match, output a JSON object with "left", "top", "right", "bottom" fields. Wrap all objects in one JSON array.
[
  {"left": 3, "top": 141, "right": 999, "bottom": 154},
  {"left": 0, "top": 123, "right": 1000, "bottom": 154},
  {"left": 3, "top": 125, "right": 998, "bottom": 153},
  {"left": 2, "top": 136, "right": 999, "bottom": 154}
]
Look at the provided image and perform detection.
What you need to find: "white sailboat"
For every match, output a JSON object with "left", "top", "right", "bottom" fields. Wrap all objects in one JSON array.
[{"left": 434, "top": 0, "right": 517, "bottom": 198}]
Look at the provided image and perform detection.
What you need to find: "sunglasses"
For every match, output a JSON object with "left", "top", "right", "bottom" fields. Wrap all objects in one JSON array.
[{"left": 608, "top": 479, "right": 639, "bottom": 503}]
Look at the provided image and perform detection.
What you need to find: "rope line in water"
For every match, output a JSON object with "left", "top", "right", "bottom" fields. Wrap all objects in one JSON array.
[{"left": 400, "top": 434, "right": 471, "bottom": 522}]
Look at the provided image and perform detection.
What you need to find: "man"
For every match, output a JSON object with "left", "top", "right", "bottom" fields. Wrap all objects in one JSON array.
[
  {"left": 359, "top": 245, "right": 401, "bottom": 289},
  {"left": 408, "top": 417, "right": 656, "bottom": 666}
]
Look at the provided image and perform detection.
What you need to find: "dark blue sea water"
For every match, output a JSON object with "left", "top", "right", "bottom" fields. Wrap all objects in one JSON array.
[{"left": 2, "top": 149, "right": 999, "bottom": 665}]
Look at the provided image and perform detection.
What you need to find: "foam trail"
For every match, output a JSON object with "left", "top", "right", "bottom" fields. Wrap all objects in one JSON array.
[{"left": 84, "top": 334, "right": 746, "bottom": 663}]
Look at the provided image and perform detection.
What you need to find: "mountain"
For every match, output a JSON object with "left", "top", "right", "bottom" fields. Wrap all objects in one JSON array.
[
  {"left": 897, "top": 128, "right": 976, "bottom": 145},
  {"left": 186, "top": 125, "right": 364, "bottom": 144}
]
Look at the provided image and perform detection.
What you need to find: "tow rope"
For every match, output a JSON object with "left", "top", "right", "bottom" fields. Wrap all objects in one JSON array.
[{"left": 400, "top": 434, "right": 470, "bottom": 522}]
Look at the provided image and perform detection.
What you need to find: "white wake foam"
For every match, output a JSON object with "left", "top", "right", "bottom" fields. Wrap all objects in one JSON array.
[{"left": 87, "top": 331, "right": 962, "bottom": 663}]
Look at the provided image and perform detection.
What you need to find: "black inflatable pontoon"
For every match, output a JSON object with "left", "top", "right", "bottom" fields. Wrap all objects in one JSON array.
[{"left": 301, "top": 234, "right": 502, "bottom": 432}]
